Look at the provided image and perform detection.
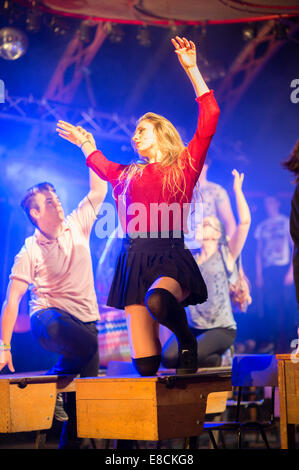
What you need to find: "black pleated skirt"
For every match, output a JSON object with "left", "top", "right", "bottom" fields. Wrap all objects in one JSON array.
[{"left": 107, "top": 232, "right": 207, "bottom": 309}]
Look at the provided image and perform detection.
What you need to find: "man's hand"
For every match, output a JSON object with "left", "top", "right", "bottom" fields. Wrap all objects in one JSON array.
[
  {"left": 1, "top": 278, "right": 29, "bottom": 374},
  {"left": 0, "top": 350, "right": 15, "bottom": 373}
]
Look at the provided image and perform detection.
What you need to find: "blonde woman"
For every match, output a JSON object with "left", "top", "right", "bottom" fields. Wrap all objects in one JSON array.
[
  {"left": 162, "top": 170, "right": 251, "bottom": 369},
  {"left": 56, "top": 36, "right": 220, "bottom": 375}
]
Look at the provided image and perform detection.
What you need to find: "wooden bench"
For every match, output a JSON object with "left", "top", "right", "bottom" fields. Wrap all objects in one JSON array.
[
  {"left": 276, "top": 354, "right": 299, "bottom": 449},
  {"left": 75, "top": 367, "right": 232, "bottom": 446},
  {"left": 0, "top": 371, "right": 75, "bottom": 447}
]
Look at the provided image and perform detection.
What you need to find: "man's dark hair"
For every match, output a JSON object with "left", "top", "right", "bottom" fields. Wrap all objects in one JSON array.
[{"left": 21, "top": 182, "right": 56, "bottom": 226}]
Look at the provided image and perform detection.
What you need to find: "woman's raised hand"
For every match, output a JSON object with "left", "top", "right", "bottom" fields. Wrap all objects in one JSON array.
[
  {"left": 56, "top": 121, "right": 96, "bottom": 148},
  {"left": 232, "top": 169, "right": 245, "bottom": 192},
  {"left": 171, "top": 36, "right": 197, "bottom": 70}
]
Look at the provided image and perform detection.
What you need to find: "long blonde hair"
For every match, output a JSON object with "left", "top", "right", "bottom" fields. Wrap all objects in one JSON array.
[{"left": 114, "top": 112, "right": 195, "bottom": 202}]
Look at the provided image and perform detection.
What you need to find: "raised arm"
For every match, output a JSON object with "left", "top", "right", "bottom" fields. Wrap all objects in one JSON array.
[
  {"left": 56, "top": 122, "right": 108, "bottom": 211},
  {"left": 227, "top": 170, "right": 251, "bottom": 261},
  {"left": 56, "top": 121, "right": 125, "bottom": 195},
  {"left": 171, "top": 36, "right": 209, "bottom": 98},
  {"left": 216, "top": 196, "right": 237, "bottom": 241},
  {"left": 0, "top": 279, "right": 29, "bottom": 372},
  {"left": 172, "top": 37, "right": 220, "bottom": 176}
]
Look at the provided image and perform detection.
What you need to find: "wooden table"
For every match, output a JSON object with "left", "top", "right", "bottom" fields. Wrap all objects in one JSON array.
[
  {"left": 276, "top": 354, "right": 299, "bottom": 449},
  {"left": 0, "top": 372, "right": 75, "bottom": 434},
  {"left": 75, "top": 367, "right": 232, "bottom": 443}
]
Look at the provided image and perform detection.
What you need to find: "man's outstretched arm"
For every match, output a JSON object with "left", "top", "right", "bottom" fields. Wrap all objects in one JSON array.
[{"left": 0, "top": 279, "right": 29, "bottom": 372}]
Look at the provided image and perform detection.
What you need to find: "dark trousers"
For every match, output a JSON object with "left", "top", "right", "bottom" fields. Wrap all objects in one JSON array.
[
  {"left": 161, "top": 327, "right": 236, "bottom": 368},
  {"left": 30, "top": 308, "right": 99, "bottom": 448},
  {"left": 30, "top": 308, "right": 99, "bottom": 377}
]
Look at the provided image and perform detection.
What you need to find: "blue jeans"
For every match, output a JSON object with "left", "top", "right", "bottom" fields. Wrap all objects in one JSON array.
[
  {"left": 162, "top": 327, "right": 236, "bottom": 368},
  {"left": 30, "top": 308, "right": 99, "bottom": 378},
  {"left": 30, "top": 308, "right": 99, "bottom": 448}
]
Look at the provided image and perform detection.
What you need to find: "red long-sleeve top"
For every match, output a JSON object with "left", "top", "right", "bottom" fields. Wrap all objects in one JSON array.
[{"left": 86, "top": 90, "right": 220, "bottom": 235}]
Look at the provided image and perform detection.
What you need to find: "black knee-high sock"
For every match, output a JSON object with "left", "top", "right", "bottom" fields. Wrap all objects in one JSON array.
[
  {"left": 145, "top": 288, "right": 196, "bottom": 349},
  {"left": 132, "top": 355, "right": 161, "bottom": 376}
]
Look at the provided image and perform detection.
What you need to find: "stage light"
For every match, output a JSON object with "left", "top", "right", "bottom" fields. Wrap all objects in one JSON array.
[
  {"left": 0, "top": 27, "right": 28, "bottom": 60},
  {"left": 136, "top": 26, "right": 151, "bottom": 47},
  {"left": 78, "top": 20, "right": 95, "bottom": 43},
  {"left": 107, "top": 23, "right": 124, "bottom": 44},
  {"left": 0, "top": 0, "right": 24, "bottom": 25},
  {"left": 0, "top": 0, "right": 11, "bottom": 15},
  {"left": 26, "top": 9, "right": 42, "bottom": 33},
  {"left": 242, "top": 24, "right": 256, "bottom": 42},
  {"left": 46, "top": 15, "right": 68, "bottom": 36},
  {"left": 274, "top": 21, "right": 288, "bottom": 41},
  {"left": 202, "top": 64, "right": 226, "bottom": 83}
]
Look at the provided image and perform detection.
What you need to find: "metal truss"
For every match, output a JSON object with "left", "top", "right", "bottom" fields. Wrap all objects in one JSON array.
[
  {"left": 216, "top": 19, "right": 299, "bottom": 129},
  {"left": 1, "top": 19, "right": 298, "bottom": 146},
  {"left": 0, "top": 91, "right": 136, "bottom": 143},
  {"left": 42, "top": 22, "right": 107, "bottom": 105}
]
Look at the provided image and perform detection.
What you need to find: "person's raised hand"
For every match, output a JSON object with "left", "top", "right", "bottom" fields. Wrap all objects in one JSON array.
[
  {"left": 56, "top": 121, "right": 96, "bottom": 148},
  {"left": 232, "top": 169, "right": 244, "bottom": 193},
  {"left": 171, "top": 36, "right": 197, "bottom": 70}
]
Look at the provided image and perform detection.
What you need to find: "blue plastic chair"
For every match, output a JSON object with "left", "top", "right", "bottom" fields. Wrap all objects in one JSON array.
[{"left": 204, "top": 354, "right": 278, "bottom": 449}]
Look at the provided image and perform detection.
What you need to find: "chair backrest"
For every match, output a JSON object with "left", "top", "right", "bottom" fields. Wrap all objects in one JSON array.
[{"left": 231, "top": 354, "right": 278, "bottom": 387}]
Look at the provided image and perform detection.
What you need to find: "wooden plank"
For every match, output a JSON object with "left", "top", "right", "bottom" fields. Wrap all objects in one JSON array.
[
  {"left": 285, "top": 361, "right": 296, "bottom": 396},
  {"left": 277, "top": 359, "right": 288, "bottom": 449},
  {"left": 157, "top": 402, "right": 206, "bottom": 439},
  {"left": 0, "top": 374, "right": 76, "bottom": 434},
  {"left": 0, "top": 381, "right": 11, "bottom": 433},
  {"left": 77, "top": 398, "right": 158, "bottom": 440},
  {"left": 284, "top": 361, "right": 299, "bottom": 423},
  {"left": 295, "top": 367, "right": 299, "bottom": 397},
  {"left": 156, "top": 375, "right": 232, "bottom": 397},
  {"left": 156, "top": 382, "right": 206, "bottom": 407},
  {"left": 276, "top": 357, "right": 298, "bottom": 449},
  {"left": 9, "top": 383, "right": 56, "bottom": 432},
  {"left": 276, "top": 354, "right": 292, "bottom": 361},
  {"left": 76, "top": 377, "right": 158, "bottom": 440},
  {"left": 286, "top": 397, "right": 299, "bottom": 423},
  {"left": 1, "top": 372, "right": 75, "bottom": 390},
  {"left": 75, "top": 378, "right": 156, "bottom": 401},
  {"left": 76, "top": 373, "right": 232, "bottom": 441}
]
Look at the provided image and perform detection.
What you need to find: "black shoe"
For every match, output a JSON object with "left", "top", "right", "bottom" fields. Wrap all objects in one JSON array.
[
  {"left": 54, "top": 393, "right": 69, "bottom": 422},
  {"left": 176, "top": 341, "right": 198, "bottom": 375}
]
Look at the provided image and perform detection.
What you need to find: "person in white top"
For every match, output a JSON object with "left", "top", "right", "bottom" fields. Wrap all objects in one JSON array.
[{"left": 0, "top": 126, "right": 107, "bottom": 447}]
